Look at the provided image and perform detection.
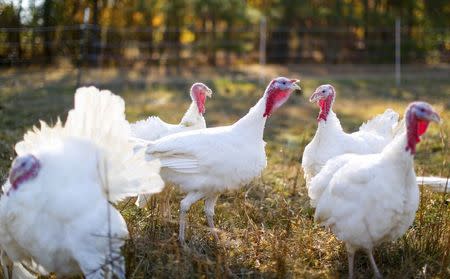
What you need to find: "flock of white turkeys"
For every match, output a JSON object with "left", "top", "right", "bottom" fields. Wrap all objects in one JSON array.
[{"left": 0, "top": 78, "right": 447, "bottom": 279}]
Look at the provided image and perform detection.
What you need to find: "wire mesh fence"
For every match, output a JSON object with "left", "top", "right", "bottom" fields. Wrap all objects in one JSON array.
[{"left": 0, "top": 22, "right": 449, "bottom": 67}]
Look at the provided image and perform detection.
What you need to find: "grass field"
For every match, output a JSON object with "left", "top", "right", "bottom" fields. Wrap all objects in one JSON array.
[{"left": 0, "top": 65, "right": 449, "bottom": 278}]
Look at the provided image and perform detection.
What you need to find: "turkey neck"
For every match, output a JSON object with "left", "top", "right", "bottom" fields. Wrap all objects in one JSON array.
[
  {"left": 179, "top": 102, "right": 204, "bottom": 127},
  {"left": 233, "top": 96, "right": 267, "bottom": 140},
  {"left": 382, "top": 132, "right": 414, "bottom": 167},
  {"left": 316, "top": 110, "right": 344, "bottom": 136}
]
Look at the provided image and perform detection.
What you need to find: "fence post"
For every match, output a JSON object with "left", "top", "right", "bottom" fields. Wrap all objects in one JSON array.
[
  {"left": 259, "top": 16, "right": 267, "bottom": 84},
  {"left": 76, "top": 7, "right": 90, "bottom": 88},
  {"left": 395, "top": 17, "right": 401, "bottom": 88}
]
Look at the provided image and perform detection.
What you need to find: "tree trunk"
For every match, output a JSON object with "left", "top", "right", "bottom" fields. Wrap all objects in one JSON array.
[
  {"left": 225, "top": 18, "right": 233, "bottom": 66},
  {"left": 90, "top": 0, "right": 100, "bottom": 66},
  {"left": 208, "top": 16, "right": 217, "bottom": 66},
  {"left": 30, "top": 0, "right": 37, "bottom": 58},
  {"left": 326, "top": 0, "right": 342, "bottom": 63},
  {"left": 162, "top": 0, "right": 184, "bottom": 73},
  {"left": 43, "top": 0, "right": 53, "bottom": 64},
  {"left": 406, "top": 2, "right": 414, "bottom": 62},
  {"left": 267, "top": 25, "right": 289, "bottom": 63},
  {"left": 267, "top": 4, "right": 295, "bottom": 63},
  {"left": 363, "top": 0, "right": 370, "bottom": 62},
  {"left": 16, "top": 0, "right": 23, "bottom": 61},
  {"left": 200, "top": 17, "right": 207, "bottom": 66}
]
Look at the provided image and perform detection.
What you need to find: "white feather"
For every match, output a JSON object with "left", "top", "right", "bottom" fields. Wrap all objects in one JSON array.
[
  {"left": 130, "top": 95, "right": 207, "bottom": 141},
  {"left": 302, "top": 108, "right": 399, "bottom": 186},
  {"left": 133, "top": 85, "right": 210, "bottom": 207},
  {"left": 12, "top": 263, "right": 36, "bottom": 279},
  {"left": 308, "top": 101, "right": 440, "bottom": 277},
  {"left": 310, "top": 133, "right": 418, "bottom": 250},
  {"left": 146, "top": 100, "right": 268, "bottom": 194},
  {"left": 142, "top": 77, "right": 299, "bottom": 242},
  {"left": 0, "top": 87, "right": 163, "bottom": 278}
]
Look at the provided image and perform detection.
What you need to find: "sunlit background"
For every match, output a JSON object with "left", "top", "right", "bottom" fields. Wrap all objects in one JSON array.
[{"left": 0, "top": 1, "right": 449, "bottom": 278}]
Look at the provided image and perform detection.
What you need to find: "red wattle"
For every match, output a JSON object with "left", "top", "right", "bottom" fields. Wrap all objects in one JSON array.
[
  {"left": 317, "top": 95, "right": 333, "bottom": 122},
  {"left": 417, "top": 120, "right": 429, "bottom": 136},
  {"left": 194, "top": 91, "right": 206, "bottom": 114},
  {"left": 406, "top": 113, "right": 431, "bottom": 155},
  {"left": 264, "top": 88, "right": 289, "bottom": 117}
]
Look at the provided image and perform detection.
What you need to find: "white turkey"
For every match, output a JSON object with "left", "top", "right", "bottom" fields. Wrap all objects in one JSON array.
[
  {"left": 0, "top": 87, "right": 164, "bottom": 279},
  {"left": 140, "top": 77, "right": 300, "bottom": 243},
  {"left": 132, "top": 83, "right": 212, "bottom": 208},
  {"left": 308, "top": 101, "right": 440, "bottom": 278},
  {"left": 302, "top": 84, "right": 400, "bottom": 185},
  {"left": 130, "top": 82, "right": 212, "bottom": 141}
]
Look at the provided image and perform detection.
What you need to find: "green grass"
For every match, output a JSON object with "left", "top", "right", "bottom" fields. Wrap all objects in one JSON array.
[{"left": 0, "top": 65, "right": 449, "bottom": 278}]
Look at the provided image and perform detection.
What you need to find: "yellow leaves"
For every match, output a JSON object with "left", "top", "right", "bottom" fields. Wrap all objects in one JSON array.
[
  {"left": 152, "top": 14, "right": 164, "bottom": 27},
  {"left": 132, "top": 11, "right": 145, "bottom": 25},
  {"left": 354, "top": 27, "right": 364, "bottom": 40},
  {"left": 180, "top": 29, "right": 195, "bottom": 44},
  {"left": 100, "top": 8, "right": 112, "bottom": 24},
  {"left": 73, "top": 10, "right": 85, "bottom": 24}
]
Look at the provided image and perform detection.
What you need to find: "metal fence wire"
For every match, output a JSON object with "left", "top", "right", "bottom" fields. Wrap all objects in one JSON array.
[{"left": 0, "top": 20, "right": 449, "bottom": 67}]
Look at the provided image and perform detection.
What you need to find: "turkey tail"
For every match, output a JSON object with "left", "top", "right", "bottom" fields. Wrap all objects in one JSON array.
[
  {"left": 417, "top": 176, "right": 449, "bottom": 193},
  {"left": 64, "top": 87, "right": 164, "bottom": 202},
  {"left": 392, "top": 118, "right": 406, "bottom": 137},
  {"left": 359, "top": 108, "right": 399, "bottom": 137},
  {"left": 0, "top": 251, "right": 38, "bottom": 279},
  {"left": 14, "top": 120, "right": 64, "bottom": 156},
  {"left": 130, "top": 116, "right": 167, "bottom": 141},
  {"left": 11, "top": 263, "right": 37, "bottom": 279},
  {"left": 1, "top": 250, "right": 10, "bottom": 279}
]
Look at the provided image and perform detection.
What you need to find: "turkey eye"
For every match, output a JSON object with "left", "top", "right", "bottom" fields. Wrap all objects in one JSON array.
[
  {"left": 282, "top": 82, "right": 286, "bottom": 85},
  {"left": 322, "top": 90, "right": 325, "bottom": 93}
]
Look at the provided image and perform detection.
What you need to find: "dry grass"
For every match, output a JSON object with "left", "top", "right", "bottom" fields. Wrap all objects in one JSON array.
[{"left": 0, "top": 65, "right": 448, "bottom": 278}]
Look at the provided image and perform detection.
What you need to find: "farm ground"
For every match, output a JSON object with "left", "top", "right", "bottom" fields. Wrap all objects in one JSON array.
[{"left": 0, "top": 64, "right": 449, "bottom": 278}]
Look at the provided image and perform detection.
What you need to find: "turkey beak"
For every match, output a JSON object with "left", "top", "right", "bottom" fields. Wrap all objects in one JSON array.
[
  {"left": 291, "top": 79, "right": 301, "bottom": 94},
  {"left": 205, "top": 87, "right": 213, "bottom": 98},
  {"left": 309, "top": 90, "right": 322, "bottom": 103},
  {"left": 428, "top": 111, "right": 441, "bottom": 124}
]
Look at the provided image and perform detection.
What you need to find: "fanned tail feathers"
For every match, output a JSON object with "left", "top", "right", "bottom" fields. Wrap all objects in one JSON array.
[
  {"left": 130, "top": 116, "right": 168, "bottom": 141},
  {"left": 67, "top": 87, "right": 164, "bottom": 202},
  {"left": 392, "top": 118, "right": 406, "bottom": 137},
  {"left": 15, "top": 120, "right": 64, "bottom": 156},
  {"left": 11, "top": 263, "right": 37, "bottom": 279},
  {"left": 359, "top": 108, "right": 399, "bottom": 137},
  {"left": 14, "top": 86, "right": 164, "bottom": 203}
]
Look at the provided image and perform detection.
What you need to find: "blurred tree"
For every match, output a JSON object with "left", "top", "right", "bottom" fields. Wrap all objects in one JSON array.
[
  {"left": 29, "top": 0, "right": 38, "bottom": 58},
  {"left": 136, "top": 0, "right": 158, "bottom": 65},
  {"left": 0, "top": 3, "right": 22, "bottom": 65},
  {"left": 193, "top": 0, "right": 221, "bottom": 66},
  {"left": 423, "top": 0, "right": 450, "bottom": 62},
  {"left": 220, "top": 0, "right": 249, "bottom": 66},
  {"left": 193, "top": 0, "right": 249, "bottom": 66},
  {"left": 0, "top": 0, "right": 448, "bottom": 66},
  {"left": 90, "top": 0, "right": 101, "bottom": 66},
  {"left": 162, "top": 0, "right": 185, "bottom": 71},
  {"left": 265, "top": 0, "right": 298, "bottom": 63},
  {"left": 42, "top": 0, "right": 53, "bottom": 64}
]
